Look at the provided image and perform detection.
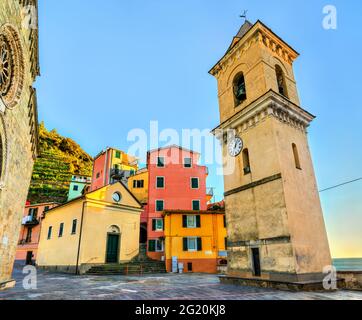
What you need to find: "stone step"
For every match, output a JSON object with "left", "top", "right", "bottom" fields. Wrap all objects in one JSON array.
[{"left": 85, "top": 260, "right": 167, "bottom": 275}]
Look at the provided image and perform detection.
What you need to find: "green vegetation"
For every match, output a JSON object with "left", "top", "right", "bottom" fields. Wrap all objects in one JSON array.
[{"left": 27, "top": 122, "right": 93, "bottom": 204}]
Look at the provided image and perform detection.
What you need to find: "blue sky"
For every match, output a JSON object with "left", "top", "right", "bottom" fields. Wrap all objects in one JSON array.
[{"left": 36, "top": 0, "right": 361, "bottom": 258}]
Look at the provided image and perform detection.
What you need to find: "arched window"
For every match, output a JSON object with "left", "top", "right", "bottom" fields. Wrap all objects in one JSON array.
[
  {"left": 275, "top": 65, "right": 288, "bottom": 97},
  {"left": 233, "top": 73, "right": 247, "bottom": 106},
  {"left": 292, "top": 143, "right": 301, "bottom": 169},
  {"left": 242, "top": 148, "right": 251, "bottom": 175}
]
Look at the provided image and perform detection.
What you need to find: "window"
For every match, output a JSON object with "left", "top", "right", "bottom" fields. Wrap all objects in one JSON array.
[
  {"left": 224, "top": 237, "right": 228, "bottom": 250},
  {"left": 28, "top": 208, "right": 38, "bottom": 219},
  {"left": 71, "top": 219, "right": 77, "bottom": 234},
  {"left": 156, "top": 176, "right": 165, "bottom": 188},
  {"left": 152, "top": 218, "right": 164, "bottom": 231},
  {"left": 292, "top": 143, "right": 301, "bottom": 169},
  {"left": 44, "top": 206, "right": 49, "bottom": 212},
  {"left": 183, "top": 237, "right": 202, "bottom": 252},
  {"left": 275, "top": 65, "right": 288, "bottom": 97},
  {"left": 47, "top": 226, "right": 52, "bottom": 239},
  {"left": 157, "top": 156, "right": 165, "bottom": 168},
  {"left": 96, "top": 172, "right": 100, "bottom": 179},
  {"left": 112, "top": 192, "right": 122, "bottom": 203},
  {"left": 182, "top": 215, "right": 201, "bottom": 228},
  {"left": 73, "top": 185, "right": 79, "bottom": 191},
  {"left": 192, "top": 200, "right": 200, "bottom": 211},
  {"left": 187, "top": 215, "right": 196, "bottom": 228},
  {"left": 155, "top": 200, "right": 164, "bottom": 212},
  {"left": 191, "top": 177, "right": 199, "bottom": 189},
  {"left": 223, "top": 215, "right": 226, "bottom": 228},
  {"left": 233, "top": 73, "right": 247, "bottom": 106},
  {"left": 148, "top": 239, "right": 163, "bottom": 252},
  {"left": 183, "top": 157, "right": 192, "bottom": 168},
  {"left": 242, "top": 148, "right": 251, "bottom": 175},
  {"left": 133, "top": 180, "right": 144, "bottom": 188},
  {"left": 58, "top": 223, "right": 64, "bottom": 237},
  {"left": 115, "top": 151, "right": 121, "bottom": 159},
  {"left": 25, "top": 228, "right": 32, "bottom": 243}
]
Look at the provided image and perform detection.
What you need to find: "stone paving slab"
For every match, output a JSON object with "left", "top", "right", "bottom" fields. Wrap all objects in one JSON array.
[{"left": 0, "top": 265, "right": 361, "bottom": 300}]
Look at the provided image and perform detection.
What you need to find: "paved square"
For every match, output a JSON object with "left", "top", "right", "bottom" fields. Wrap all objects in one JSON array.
[{"left": 1, "top": 265, "right": 361, "bottom": 300}]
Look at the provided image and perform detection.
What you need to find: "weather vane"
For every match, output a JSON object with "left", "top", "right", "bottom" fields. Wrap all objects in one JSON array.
[{"left": 240, "top": 10, "right": 248, "bottom": 22}]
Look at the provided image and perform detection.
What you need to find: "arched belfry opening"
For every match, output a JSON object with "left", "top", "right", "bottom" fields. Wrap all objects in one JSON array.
[
  {"left": 275, "top": 65, "right": 288, "bottom": 98},
  {"left": 233, "top": 73, "right": 247, "bottom": 106}
]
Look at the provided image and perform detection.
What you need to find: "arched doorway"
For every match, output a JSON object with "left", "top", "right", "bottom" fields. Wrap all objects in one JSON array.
[{"left": 106, "top": 225, "right": 120, "bottom": 263}]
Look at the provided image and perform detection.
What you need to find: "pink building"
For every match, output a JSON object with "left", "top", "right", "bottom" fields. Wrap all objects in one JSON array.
[
  {"left": 146, "top": 145, "right": 210, "bottom": 260},
  {"left": 16, "top": 202, "right": 59, "bottom": 264},
  {"left": 91, "top": 147, "right": 138, "bottom": 191}
]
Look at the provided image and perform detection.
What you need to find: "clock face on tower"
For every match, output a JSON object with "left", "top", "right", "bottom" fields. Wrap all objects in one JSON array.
[{"left": 228, "top": 136, "right": 243, "bottom": 157}]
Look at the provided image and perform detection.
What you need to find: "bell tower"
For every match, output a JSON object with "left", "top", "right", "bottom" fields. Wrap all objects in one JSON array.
[{"left": 211, "top": 20, "right": 332, "bottom": 284}]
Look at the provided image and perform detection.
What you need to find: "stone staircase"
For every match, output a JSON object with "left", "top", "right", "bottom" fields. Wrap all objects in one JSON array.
[{"left": 85, "top": 244, "right": 167, "bottom": 275}]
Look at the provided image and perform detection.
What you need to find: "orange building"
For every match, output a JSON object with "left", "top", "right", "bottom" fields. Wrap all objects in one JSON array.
[
  {"left": 15, "top": 202, "right": 59, "bottom": 265},
  {"left": 163, "top": 209, "right": 227, "bottom": 273}
]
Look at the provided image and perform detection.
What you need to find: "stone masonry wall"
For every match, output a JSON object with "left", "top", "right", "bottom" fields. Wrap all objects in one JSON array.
[{"left": 0, "top": 0, "right": 37, "bottom": 286}]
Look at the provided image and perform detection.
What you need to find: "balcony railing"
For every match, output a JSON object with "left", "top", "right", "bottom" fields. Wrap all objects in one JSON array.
[
  {"left": 206, "top": 187, "right": 214, "bottom": 196},
  {"left": 22, "top": 215, "right": 39, "bottom": 226},
  {"left": 18, "top": 238, "right": 32, "bottom": 245}
]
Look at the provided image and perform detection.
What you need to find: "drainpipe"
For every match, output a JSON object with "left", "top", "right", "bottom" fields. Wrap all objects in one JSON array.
[{"left": 75, "top": 201, "right": 86, "bottom": 275}]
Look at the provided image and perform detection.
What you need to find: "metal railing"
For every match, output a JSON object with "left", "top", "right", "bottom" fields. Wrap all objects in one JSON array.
[
  {"left": 22, "top": 215, "right": 39, "bottom": 225},
  {"left": 206, "top": 187, "right": 214, "bottom": 196}
]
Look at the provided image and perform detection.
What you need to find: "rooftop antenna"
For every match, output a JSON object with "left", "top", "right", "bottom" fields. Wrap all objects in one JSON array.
[{"left": 240, "top": 10, "right": 248, "bottom": 23}]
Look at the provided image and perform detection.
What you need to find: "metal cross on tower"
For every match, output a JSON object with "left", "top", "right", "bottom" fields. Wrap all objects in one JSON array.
[{"left": 240, "top": 10, "right": 248, "bottom": 22}]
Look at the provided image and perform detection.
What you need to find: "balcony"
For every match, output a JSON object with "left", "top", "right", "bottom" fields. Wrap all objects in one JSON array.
[
  {"left": 18, "top": 238, "right": 32, "bottom": 245},
  {"left": 22, "top": 215, "right": 39, "bottom": 226},
  {"left": 206, "top": 187, "right": 214, "bottom": 197},
  {"left": 206, "top": 187, "right": 214, "bottom": 202}
]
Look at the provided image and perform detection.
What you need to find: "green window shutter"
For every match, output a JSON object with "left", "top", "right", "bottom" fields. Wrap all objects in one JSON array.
[
  {"left": 191, "top": 178, "right": 199, "bottom": 188},
  {"left": 183, "top": 238, "right": 188, "bottom": 251},
  {"left": 196, "top": 215, "right": 201, "bottom": 228},
  {"left": 182, "top": 215, "right": 187, "bottom": 228},
  {"left": 192, "top": 201, "right": 200, "bottom": 211},
  {"left": 148, "top": 240, "right": 156, "bottom": 252},
  {"left": 157, "top": 177, "right": 164, "bottom": 188},
  {"left": 197, "top": 237, "right": 202, "bottom": 251},
  {"left": 152, "top": 219, "right": 156, "bottom": 231}
]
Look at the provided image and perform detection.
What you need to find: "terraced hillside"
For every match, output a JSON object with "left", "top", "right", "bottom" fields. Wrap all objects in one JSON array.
[{"left": 27, "top": 122, "right": 93, "bottom": 204}]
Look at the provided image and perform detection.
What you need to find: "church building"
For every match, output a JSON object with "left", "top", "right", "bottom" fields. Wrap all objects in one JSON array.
[
  {"left": 0, "top": 0, "right": 40, "bottom": 290},
  {"left": 210, "top": 20, "right": 332, "bottom": 288}
]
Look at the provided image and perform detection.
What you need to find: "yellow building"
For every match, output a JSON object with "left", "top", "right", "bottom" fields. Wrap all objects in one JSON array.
[
  {"left": 128, "top": 168, "right": 149, "bottom": 204},
  {"left": 37, "top": 182, "right": 143, "bottom": 274},
  {"left": 163, "top": 210, "right": 227, "bottom": 273}
]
